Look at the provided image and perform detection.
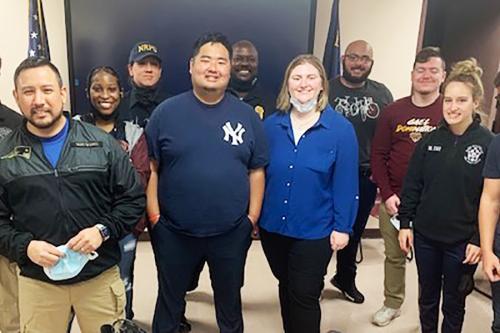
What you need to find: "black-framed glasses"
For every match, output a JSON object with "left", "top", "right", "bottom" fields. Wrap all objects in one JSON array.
[{"left": 345, "top": 53, "right": 373, "bottom": 64}]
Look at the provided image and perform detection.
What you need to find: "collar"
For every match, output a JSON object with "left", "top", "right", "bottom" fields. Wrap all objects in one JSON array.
[
  {"left": 278, "top": 104, "right": 335, "bottom": 130},
  {"left": 129, "top": 86, "right": 163, "bottom": 107},
  {"left": 227, "top": 84, "right": 259, "bottom": 102},
  {"left": 439, "top": 118, "right": 481, "bottom": 136}
]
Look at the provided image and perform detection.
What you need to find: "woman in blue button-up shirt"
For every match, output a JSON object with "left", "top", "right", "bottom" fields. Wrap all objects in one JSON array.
[{"left": 259, "top": 54, "right": 359, "bottom": 333}]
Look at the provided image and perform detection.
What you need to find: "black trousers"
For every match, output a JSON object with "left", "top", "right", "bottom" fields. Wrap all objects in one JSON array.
[
  {"left": 150, "top": 218, "right": 252, "bottom": 333},
  {"left": 260, "top": 228, "right": 333, "bottom": 333},
  {"left": 414, "top": 232, "right": 476, "bottom": 333},
  {"left": 335, "top": 172, "right": 377, "bottom": 285}
]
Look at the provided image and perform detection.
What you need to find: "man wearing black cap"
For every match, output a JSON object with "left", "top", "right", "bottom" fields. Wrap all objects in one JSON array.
[
  {"left": 120, "top": 41, "right": 169, "bottom": 128},
  {"left": 119, "top": 43, "right": 168, "bottom": 321},
  {"left": 229, "top": 40, "right": 275, "bottom": 118}
]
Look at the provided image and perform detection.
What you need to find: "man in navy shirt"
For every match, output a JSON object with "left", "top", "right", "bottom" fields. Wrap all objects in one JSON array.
[
  {"left": 146, "top": 32, "right": 268, "bottom": 333},
  {"left": 479, "top": 71, "right": 500, "bottom": 333}
]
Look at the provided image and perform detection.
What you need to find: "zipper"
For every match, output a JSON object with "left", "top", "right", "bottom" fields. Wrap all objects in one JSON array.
[{"left": 69, "top": 165, "right": 108, "bottom": 172}]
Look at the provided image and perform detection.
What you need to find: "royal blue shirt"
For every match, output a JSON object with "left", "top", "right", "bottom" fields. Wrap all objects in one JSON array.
[
  {"left": 40, "top": 117, "right": 69, "bottom": 168},
  {"left": 259, "top": 105, "right": 359, "bottom": 239},
  {"left": 146, "top": 91, "right": 269, "bottom": 237}
]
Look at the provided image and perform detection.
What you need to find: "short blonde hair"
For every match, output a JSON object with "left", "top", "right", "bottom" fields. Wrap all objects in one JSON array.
[{"left": 276, "top": 54, "right": 329, "bottom": 113}]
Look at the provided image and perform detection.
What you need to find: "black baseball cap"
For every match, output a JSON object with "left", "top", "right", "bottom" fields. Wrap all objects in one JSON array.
[{"left": 128, "top": 41, "right": 161, "bottom": 64}]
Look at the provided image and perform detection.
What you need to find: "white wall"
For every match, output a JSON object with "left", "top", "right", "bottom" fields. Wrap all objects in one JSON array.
[
  {"left": 0, "top": 0, "right": 69, "bottom": 112},
  {"left": 0, "top": 0, "right": 422, "bottom": 112},
  {"left": 314, "top": 0, "right": 424, "bottom": 99}
]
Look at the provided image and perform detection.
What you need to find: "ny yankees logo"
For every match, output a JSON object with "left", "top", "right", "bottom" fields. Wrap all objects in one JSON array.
[{"left": 222, "top": 122, "right": 246, "bottom": 146}]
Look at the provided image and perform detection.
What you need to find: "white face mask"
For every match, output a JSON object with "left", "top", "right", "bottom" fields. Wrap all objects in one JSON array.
[{"left": 290, "top": 96, "right": 317, "bottom": 113}]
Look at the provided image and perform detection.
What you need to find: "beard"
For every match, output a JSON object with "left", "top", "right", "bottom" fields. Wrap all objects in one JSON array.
[
  {"left": 28, "top": 108, "right": 64, "bottom": 130},
  {"left": 342, "top": 60, "right": 373, "bottom": 84}
]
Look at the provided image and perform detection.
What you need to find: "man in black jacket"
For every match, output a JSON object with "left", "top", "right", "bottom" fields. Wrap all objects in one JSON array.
[
  {"left": 0, "top": 56, "right": 23, "bottom": 333},
  {"left": 0, "top": 57, "right": 145, "bottom": 333}
]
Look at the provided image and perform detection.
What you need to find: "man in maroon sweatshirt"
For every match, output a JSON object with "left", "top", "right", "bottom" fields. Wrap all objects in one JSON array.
[{"left": 370, "top": 47, "right": 446, "bottom": 327}]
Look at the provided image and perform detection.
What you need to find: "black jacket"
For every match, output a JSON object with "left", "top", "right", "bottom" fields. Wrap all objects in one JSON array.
[
  {"left": 0, "top": 103, "right": 22, "bottom": 141},
  {"left": 119, "top": 86, "right": 170, "bottom": 128},
  {"left": 0, "top": 115, "right": 145, "bottom": 284},
  {"left": 398, "top": 120, "right": 493, "bottom": 245}
]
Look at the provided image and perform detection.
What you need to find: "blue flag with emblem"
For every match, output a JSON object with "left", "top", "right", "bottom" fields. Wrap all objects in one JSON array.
[
  {"left": 28, "top": 0, "right": 50, "bottom": 59},
  {"left": 323, "top": 0, "right": 340, "bottom": 80}
]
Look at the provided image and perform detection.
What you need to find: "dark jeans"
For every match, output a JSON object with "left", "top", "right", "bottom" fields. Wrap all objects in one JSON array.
[
  {"left": 118, "top": 233, "right": 138, "bottom": 320},
  {"left": 334, "top": 171, "right": 377, "bottom": 286},
  {"left": 492, "top": 231, "right": 500, "bottom": 333},
  {"left": 260, "top": 228, "right": 333, "bottom": 333},
  {"left": 150, "top": 217, "right": 252, "bottom": 333},
  {"left": 414, "top": 232, "right": 476, "bottom": 333}
]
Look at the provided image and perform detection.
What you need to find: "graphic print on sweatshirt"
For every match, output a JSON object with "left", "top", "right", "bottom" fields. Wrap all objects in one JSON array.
[
  {"left": 395, "top": 117, "right": 436, "bottom": 143},
  {"left": 333, "top": 96, "right": 380, "bottom": 122}
]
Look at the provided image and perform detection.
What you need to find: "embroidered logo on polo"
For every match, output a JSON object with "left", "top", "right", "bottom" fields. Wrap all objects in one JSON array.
[
  {"left": 464, "top": 145, "right": 483, "bottom": 165},
  {"left": 222, "top": 122, "right": 245, "bottom": 146}
]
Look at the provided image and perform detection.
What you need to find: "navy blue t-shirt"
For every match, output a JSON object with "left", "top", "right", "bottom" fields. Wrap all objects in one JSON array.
[
  {"left": 146, "top": 91, "right": 268, "bottom": 237},
  {"left": 483, "top": 135, "right": 500, "bottom": 244}
]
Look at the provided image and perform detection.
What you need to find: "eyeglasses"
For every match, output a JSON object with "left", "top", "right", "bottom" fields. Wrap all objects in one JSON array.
[{"left": 345, "top": 53, "right": 373, "bottom": 64}]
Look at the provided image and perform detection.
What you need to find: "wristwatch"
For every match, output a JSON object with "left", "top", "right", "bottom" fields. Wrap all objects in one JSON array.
[{"left": 95, "top": 224, "right": 110, "bottom": 241}]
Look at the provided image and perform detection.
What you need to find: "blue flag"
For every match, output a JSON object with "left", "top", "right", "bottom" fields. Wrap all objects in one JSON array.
[
  {"left": 28, "top": 0, "right": 51, "bottom": 59},
  {"left": 323, "top": 0, "right": 340, "bottom": 80}
]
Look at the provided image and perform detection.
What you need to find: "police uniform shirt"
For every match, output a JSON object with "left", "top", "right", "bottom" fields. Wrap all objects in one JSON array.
[{"left": 229, "top": 82, "right": 275, "bottom": 120}]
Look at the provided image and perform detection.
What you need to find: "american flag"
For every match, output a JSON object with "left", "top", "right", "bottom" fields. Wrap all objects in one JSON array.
[
  {"left": 323, "top": 0, "right": 341, "bottom": 80},
  {"left": 28, "top": 0, "right": 50, "bottom": 59}
]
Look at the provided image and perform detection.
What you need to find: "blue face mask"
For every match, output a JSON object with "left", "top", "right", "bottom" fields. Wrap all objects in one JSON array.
[
  {"left": 43, "top": 245, "right": 99, "bottom": 281},
  {"left": 290, "top": 96, "right": 318, "bottom": 113}
]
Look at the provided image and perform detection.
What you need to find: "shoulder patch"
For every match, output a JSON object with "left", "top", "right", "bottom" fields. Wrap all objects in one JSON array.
[
  {"left": 1, "top": 146, "right": 31, "bottom": 160},
  {"left": 464, "top": 145, "right": 484, "bottom": 165}
]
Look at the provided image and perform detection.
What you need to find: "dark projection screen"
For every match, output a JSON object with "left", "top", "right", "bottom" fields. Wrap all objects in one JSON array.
[{"left": 65, "top": 0, "right": 317, "bottom": 114}]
